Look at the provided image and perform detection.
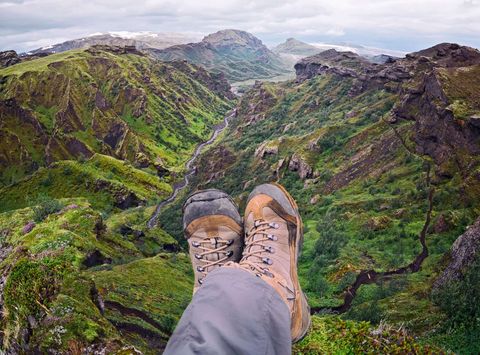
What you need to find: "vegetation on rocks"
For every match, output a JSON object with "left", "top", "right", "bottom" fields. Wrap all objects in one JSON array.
[
  {"left": 159, "top": 43, "right": 480, "bottom": 353},
  {"left": 1, "top": 41, "right": 480, "bottom": 353},
  {"left": 0, "top": 46, "right": 229, "bottom": 353}
]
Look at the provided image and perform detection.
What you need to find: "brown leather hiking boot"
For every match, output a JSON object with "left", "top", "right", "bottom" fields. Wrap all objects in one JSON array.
[
  {"left": 183, "top": 189, "right": 243, "bottom": 293},
  {"left": 235, "top": 183, "right": 311, "bottom": 342}
]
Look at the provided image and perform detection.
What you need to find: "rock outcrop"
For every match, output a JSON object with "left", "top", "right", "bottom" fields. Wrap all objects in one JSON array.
[
  {"left": 86, "top": 45, "right": 144, "bottom": 56},
  {"left": 433, "top": 216, "right": 480, "bottom": 291},
  {"left": 391, "top": 44, "right": 480, "bottom": 173},
  {"left": 294, "top": 49, "right": 375, "bottom": 82},
  {"left": 288, "top": 153, "right": 313, "bottom": 179},
  {"left": 254, "top": 141, "right": 279, "bottom": 159},
  {"left": 0, "top": 50, "right": 21, "bottom": 68},
  {"left": 236, "top": 81, "right": 279, "bottom": 126}
]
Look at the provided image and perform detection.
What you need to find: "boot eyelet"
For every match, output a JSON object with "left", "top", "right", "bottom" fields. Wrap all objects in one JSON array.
[
  {"left": 198, "top": 278, "right": 204, "bottom": 284},
  {"left": 227, "top": 239, "right": 234, "bottom": 245},
  {"left": 267, "top": 234, "right": 277, "bottom": 241},
  {"left": 226, "top": 250, "right": 233, "bottom": 257},
  {"left": 194, "top": 253, "right": 202, "bottom": 259},
  {"left": 269, "top": 222, "right": 279, "bottom": 229},
  {"left": 197, "top": 266, "right": 204, "bottom": 272},
  {"left": 192, "top": 241, "right": 200, "bottom": 247},
  {"left": 264, "top": 246, "right": 275, "bottom": 253},
  {"left": 262, "top": 257, "right": 273, "bottom": 265}
]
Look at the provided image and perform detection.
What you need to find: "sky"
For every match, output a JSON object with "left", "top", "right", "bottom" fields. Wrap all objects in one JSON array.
[{"left": 1, "top": 0, "right": 479, "bottom": 53}]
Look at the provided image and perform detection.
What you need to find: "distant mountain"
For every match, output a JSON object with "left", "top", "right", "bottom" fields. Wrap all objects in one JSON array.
[
  {"left": 271, "top": 38, "right": 321, "bottom": 68},
  {"left": 25, "top": 32, "right": 198, "bottom": 55},
  {"left": 149, "top": 29, "right": 290, "bottom": 83},
  {"left": 271, "top": 38, "right": 402, "bottom": 67},
  {"left": 272, "top": 38, "right": 320, "bottom": 56},
  {"left": 309, "top": 41, "right": 406, "bottom": 59}
]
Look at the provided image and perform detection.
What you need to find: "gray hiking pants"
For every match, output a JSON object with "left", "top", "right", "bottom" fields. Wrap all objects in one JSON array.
[{"left": 164, "top": 267, "right": 291, "bottom": 355}]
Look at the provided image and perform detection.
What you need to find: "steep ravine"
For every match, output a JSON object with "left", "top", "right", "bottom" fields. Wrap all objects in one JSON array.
[{"left": 147, "top": 111, "right": 235, "bottom": 228}]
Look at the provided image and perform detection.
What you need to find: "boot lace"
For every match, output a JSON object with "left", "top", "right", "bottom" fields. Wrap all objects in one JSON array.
[
  {"left": 240, "top": 219, "right": 279, "bottom": 278},
  {"left": 192, "top": 237, "right": 234, "bottom": 284}
]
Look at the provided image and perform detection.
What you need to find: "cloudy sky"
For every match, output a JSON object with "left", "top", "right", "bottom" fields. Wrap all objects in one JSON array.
[{"left": 1, "top": 0, "right": 479, "bottom": 53}]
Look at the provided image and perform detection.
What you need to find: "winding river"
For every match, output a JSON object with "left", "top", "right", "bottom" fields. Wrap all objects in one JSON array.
[{"left": 147, "top": 110, "right": 235, "bottom": 228}]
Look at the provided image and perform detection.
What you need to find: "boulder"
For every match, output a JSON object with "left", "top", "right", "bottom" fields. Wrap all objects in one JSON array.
[
  {"left": 22, "top": 221, "right": 36, "bottom": 235},
  {"left": 433, "top": 216, "right": 480, "bottom": 291},
  {"left": 288, "top": 153, "right": 313, "bottom": 179},
  {"left": 283, "top": 122, "right": 296, "bottom": 133},
  {"left": 432, "top": 214, "right": 452, "bottom": 234},
  {"left": 254, "top": 141, "right": 279, "bottom": 159},
  {"left": 310, "top": 194, "right": 320, "bottom": 205},
  {"left": 0, "top": 50, "right": 21, "bottom": 68},
  {"left": 364, "top": 216, "right": 392, "bottom": 231}
]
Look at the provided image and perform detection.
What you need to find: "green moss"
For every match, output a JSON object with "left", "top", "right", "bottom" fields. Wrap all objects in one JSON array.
[
  {"left": 0, "top": 154, "right": 172, "bottom": 213},
  {"left": 2, "top": 257, "right": 69, "bottom": 347},
  {"left": 88, "top": 254, "right": 193, "bottom": 352},
  {"left": 293, "top": 316, "right": 439, "bottom": 354}
]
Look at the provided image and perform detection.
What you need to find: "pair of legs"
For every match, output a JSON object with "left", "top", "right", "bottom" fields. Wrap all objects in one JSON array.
[{"left": 164, "top": 183, "right": 311, "bottom": 355}]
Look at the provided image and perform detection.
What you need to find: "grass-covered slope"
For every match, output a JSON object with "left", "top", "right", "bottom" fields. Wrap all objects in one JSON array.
[
  {"left": 0, "top": 154, "right": 172, "bottom": 213},
  {"left": 0, "top": 199, "right": 192, "bottom": 353},
  {"left": 158, "top": 44, "right": 480, "bottom": 353},
  {"left": 1, "top": 42, "right": 479, "bottom": 353},
  {"left": 0, "top": 45, "right": 234, "bottom": 353},
  {"left": 0, "top": 46, "right": 232, "bottom": 186}
]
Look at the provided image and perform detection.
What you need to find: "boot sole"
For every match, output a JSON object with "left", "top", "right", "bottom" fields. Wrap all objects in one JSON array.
[{"left": 271, "top": 183, "right": 311, "bottom": 343}]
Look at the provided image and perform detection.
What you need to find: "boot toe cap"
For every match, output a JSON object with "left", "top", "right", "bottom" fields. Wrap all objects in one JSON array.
[{"left": 183, "top": 189, "right": 241, "bottom": 230}]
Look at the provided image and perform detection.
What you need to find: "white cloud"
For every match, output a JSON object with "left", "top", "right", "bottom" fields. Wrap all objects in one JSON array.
[
  {"left": 326, "top": 28, "right": 345, "bottom": 36},
  {"left": 0, "top": 0, "right": 479, "bottom": 52}
]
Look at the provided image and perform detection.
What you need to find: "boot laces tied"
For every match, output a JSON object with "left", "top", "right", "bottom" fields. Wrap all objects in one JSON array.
[
  {"left": 192, "top": 236, "right": 233, "bottom": 283},
  {"left": 240, "top": 219, "right": 279, "bottom": 277}
]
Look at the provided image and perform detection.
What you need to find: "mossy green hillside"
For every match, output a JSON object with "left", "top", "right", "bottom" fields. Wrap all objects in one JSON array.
[
  {"left": 159, "top": 67, "right": 480, "bottom": 353},
  {"left": 293, "top": 315, "right": 440, "bottom": 354},
  {"left": 0, "top": 198, "right": 192, "bottom": 353},
  {"left": 88, "top": 254, "right": 193, "bottom": 353},
  {"left": 0, "top": 154, "right": 172, "bottom": 213},
  {"left": 0, "top": 48, "right": 233, "bottom": 186}
]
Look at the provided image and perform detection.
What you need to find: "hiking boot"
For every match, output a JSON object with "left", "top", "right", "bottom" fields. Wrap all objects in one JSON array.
[
  {"left": 236, "top": 183, "right": 311, "bottom": 342},
  {"left": 183, "top": 189, "right": 243, "bottom": 293}
]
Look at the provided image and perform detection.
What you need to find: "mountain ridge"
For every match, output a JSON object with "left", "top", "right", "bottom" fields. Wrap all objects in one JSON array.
[
  {"left": 0, "top": 40, "right": 479, "bottom": 353},
  {"left": 24, "top": 32, "right": 199, "bottom": 56},
  {"left": 149, "top": 29, "right": 291, "bottom": 82}
]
